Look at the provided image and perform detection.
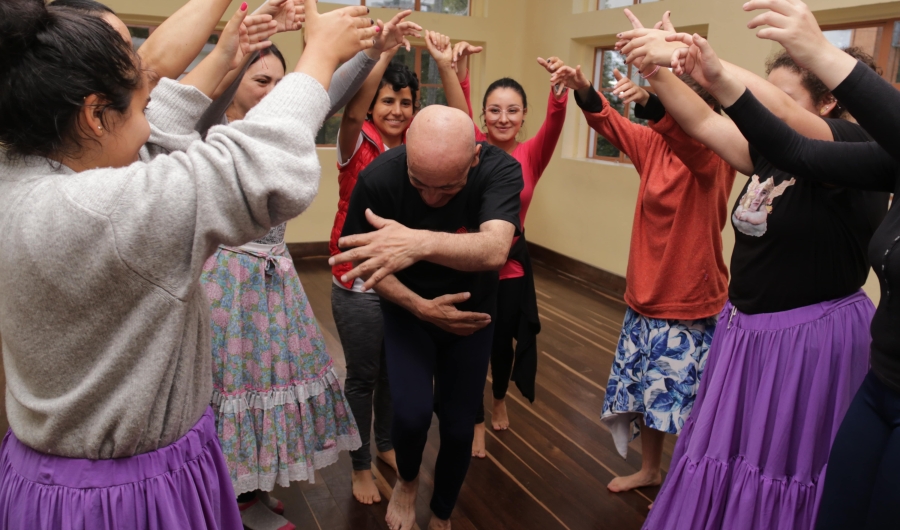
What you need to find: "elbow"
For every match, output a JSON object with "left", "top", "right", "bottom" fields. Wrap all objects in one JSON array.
[{"left": 487, "top": 247, "right": 510, "bottom": 271}]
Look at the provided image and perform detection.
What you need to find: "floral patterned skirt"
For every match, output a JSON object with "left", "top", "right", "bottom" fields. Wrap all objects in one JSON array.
[
  {"left": 601, "top": 306, "right": 717, "bottom": 458},
  {"left": 200, "top": 243, "right": 361, "bottom": 494}
]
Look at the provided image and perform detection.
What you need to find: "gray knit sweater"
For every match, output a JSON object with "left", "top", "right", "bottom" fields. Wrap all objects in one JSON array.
[{"left": 0, "top": 73, "right": 329, "bottom": 459}]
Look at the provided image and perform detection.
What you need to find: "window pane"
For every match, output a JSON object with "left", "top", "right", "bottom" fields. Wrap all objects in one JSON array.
[
  {"left": 420, "top": 86, "right": 448, "bottom": 107},
  {"left": 326, "top": 0, "right": 360, "bottom": 3},
  {"left": 628, "top": 65, "right": 649, "bottom": 126},
  {"left": 638, "top": 0, "right": 660, "bottom": 3},
  {"left": 890, "top": 21, "right": 900, "bottom": 84},
  {"left": 420, "top": 0, "right": 469, "bottom": 15},
  {"left": 595, "top": 50, "right": 626, "bottom": 158},
  {"left": 599, "top": 0, "right": 634, "bottom": 9},
  {"left": 316, "top": 114, "right": 342, "bottom": 145},
  {"left": 393, "top": 48, "right": 416, "bottom": 73},
  {"left": 420, "top": 52, "right": 443, "bottom": 85},
  {"left": 129, "top": 26, "right": 150, "bottom": 51},
  {"left": 823, "top": 26, "right": 882, "bottom": 59},
  {"left": 366, "top": 0, "right": 416, "bottom": 9}
]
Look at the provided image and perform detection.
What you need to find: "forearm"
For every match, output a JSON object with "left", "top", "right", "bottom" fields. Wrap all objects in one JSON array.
[
  {"left": 832, "top": 60, "right": 900, "bottom": 163},
  {"left": 372, "top": 274, "right": 425, "bottom": 316},
  {"left": 327, "top": 51, "right": 379, "bottom": 119},
  {"left": 180, "top": 50, "right": 233, "bottom": 98},
  {"left": 441, "top": 63, "right": 468, "bottom": 115},
  {"left": 725, "top": 88, "right": 897, "bottom": 191},
  {"left": 721, "top": 60, "right": 832, "bottom": 140},
  {"left": 419, "top": 229, "right": 512, "bottom": 272},
  {"left": 139, "top": 0, "right": 233, "bottom": 86}
]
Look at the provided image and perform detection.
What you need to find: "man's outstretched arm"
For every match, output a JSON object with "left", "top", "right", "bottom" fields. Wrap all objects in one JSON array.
[
  {"left": 330, "top": 209, "right": 515, "bottom": 291},
  {"left": 373, "top": 275, "right": 492, "bottom": 336}
]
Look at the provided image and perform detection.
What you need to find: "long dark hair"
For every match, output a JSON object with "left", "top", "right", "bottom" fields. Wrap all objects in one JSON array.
[
  {"left": 0, "top": 0, "right": 143, "bottom": 160},
  {"left": 48, "top": 0, "right": 115, "bottom": 14},
  {"left": 369, "top": 60, "right": 420, "bottom": 114},
  {"left": 482, "top": 77, "right": 528, "bottom": 110},
  {"left": 251, "top": 43, "right": 287, "bottom": 73}
]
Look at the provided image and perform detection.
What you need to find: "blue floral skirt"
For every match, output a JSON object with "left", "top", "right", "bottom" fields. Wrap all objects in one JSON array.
[{"left": 601, "top": 307, "right": 717, "bottom": 458}]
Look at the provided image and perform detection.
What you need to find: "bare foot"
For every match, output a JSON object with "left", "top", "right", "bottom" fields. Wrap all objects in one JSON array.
[
  {"left": 427, "top": 514, "right": 451, "bottom": 530},
  {"left": 377, "top": 449, "right": 399, "bottom": 473},
  {"left": 472, "top": 423, "right": 486, "bottom": 458},
  {"left": 607, "top": 469, "right": 662, "bottom": 493},
  {"left": 491, "top": 398, "right": 509, "bottom": 431},
  {"left": 351, "top": 469, "right": 381, "bottom": 505},
  {"left": 386, "top": 477, "right": 418, "bottom": 530}
]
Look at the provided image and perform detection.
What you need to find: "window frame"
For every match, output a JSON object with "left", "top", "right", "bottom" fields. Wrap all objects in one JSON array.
[
  {"left": 587, "top": 47, "right": 649, "bottom": 163},
  {"left": 596, "top": 0, "right": 660, "bottom": 10},
  {"left": 359, "top": 0, "right": 470, "bottom": 16},
  {"left": 821, "top": 19, "right": 900, "bottom": 90}
]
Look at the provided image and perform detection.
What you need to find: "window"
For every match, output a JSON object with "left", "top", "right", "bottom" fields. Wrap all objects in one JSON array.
[
  {"left": 317, "top": 45, "right": 450, "bottom": 145},
  {"left": 128, "top": 26, "right": 219, "bottom": 77},
  {"left": 597, "top": 0, "right": 660, "bottom": 10},
  {"left": 328, "top": 0, "right": 469, "bottom": 16},
  {"left": 823, "top": 19, "right": 900, "bottom": 89},
  {"left": 588, "top": 48, "right": 650, "bottom": 162}
]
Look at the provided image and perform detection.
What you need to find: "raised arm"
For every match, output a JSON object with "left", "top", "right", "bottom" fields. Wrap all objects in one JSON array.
[
  {"left": 527, "top": 57, "right": 569, "bottom": 174},
  {"left": 424, "top": 30, "right": 467, "bottom": 115},
  {"left": 745, "top": 0, "right": 900, "bottom": 161}
]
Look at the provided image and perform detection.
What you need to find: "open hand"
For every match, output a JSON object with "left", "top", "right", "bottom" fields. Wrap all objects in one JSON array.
[
  {"left": 373, "top": 10, "right": 421, "bottom": 52},
  {"left": 537, "top": 57, "right": 569, "bottom": 97},
  {"left": 616, "top": 9, "right": 683, "bottom": 69},
  {"left": 217, "top": 5, "right": 277, "bottom": 70},
  {"left": 549, "top": 64, "right": 590, "bottom": 92},
  {"left": 302, "top": 0, "right": 379, "bottom": 65},
  {"left": 610, "top": 68, "right": 650, "bottom": 106},
  {"left": 415, "top": 292, "right": 492, "bottom": 336},
  {"left": 744, "top": 0, "right": 830, "bottom": 71},
  {"left": 256, "top": 0, "right": 305, "bottom": 33},
  {"left": 424, "top": 30, "right": 453, "bottom": 69},
  {"left": 451, "top": 41, "right": 483, "bottom": 72},
  {"left": 329, "top": 209, "right": 425, "bottom": 291}
]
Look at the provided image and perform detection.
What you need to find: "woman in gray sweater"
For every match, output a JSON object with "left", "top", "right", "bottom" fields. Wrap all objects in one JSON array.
[{"left": 0, "top": 0, "right": 376, "bottom": 529}]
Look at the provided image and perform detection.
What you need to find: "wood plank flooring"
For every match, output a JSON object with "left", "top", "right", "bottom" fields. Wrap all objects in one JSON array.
[{"left": 0, "top": 257, "right": 677, "bottom": 529}]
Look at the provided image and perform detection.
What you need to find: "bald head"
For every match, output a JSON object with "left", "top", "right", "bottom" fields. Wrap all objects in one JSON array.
[{"left": 407, "top": 106, "right": 476, "bottom": 178}]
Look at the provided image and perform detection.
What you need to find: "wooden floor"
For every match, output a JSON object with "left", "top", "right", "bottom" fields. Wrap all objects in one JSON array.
[{"left": 0, "top": 258, "right": 677, "bottom": 530}]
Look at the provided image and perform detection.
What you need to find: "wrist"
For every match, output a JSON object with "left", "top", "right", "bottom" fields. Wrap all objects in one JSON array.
[
  {"left": 411, "top": 295, "right": 431, "bottom": 321},
  {"left": 365, "top": 47, "right": 381, "bottom": 60}
]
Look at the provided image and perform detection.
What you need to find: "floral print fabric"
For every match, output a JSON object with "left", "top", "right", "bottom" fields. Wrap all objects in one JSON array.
[
  {"left": 601, "top": 307, "right": 717, "bottom": 457},
  {"left": 201, "top": 244, "right": 361, "bottom": 494}
]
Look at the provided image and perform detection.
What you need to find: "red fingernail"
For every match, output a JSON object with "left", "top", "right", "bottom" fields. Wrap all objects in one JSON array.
[
  {"left": 376, "top": 26, "right": 382, "bottom": 32},
  {"left": 240, "top": 2, "right": 247, "bottom": 10}
]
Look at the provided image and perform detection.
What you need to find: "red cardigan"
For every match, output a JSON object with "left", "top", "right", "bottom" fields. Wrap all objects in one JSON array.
[{"left": 580, "top": 89, "right": 736, "bottom": 320}]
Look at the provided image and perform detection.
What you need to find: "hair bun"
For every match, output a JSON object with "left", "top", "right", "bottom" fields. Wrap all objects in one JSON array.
[{"left": 0, "top": 0, "right": 53, "bottom": 71}]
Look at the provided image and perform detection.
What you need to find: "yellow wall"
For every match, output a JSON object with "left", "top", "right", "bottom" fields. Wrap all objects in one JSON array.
[{"left": 108, "top": 0, "right": 897, "bottom": 300}]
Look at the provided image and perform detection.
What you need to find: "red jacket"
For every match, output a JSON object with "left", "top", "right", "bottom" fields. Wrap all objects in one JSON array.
[{"left": 330, "top": 120, "right": 400, "bottom": 287}]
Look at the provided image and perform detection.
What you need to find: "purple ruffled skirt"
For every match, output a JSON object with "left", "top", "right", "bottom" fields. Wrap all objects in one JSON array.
[
  {"left": 643, "top": 290, "right": 873, "bottom": 530},
  {"left": 0, "top": 407, "right": 242, "bottom": 530}
]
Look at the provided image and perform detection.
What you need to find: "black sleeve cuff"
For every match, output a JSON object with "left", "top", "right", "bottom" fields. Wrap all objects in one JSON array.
[
  {"left": 573, "top": 85, "right": 605, "bottom": 113},
  {"left": 634, "top": 93, "right": 666, "bottom": 122}
]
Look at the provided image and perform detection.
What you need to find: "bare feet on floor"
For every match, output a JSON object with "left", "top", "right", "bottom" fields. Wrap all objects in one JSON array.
[
  {"left": 607, "top": 469, "right": 662, "bottom": 492},
  {"left": 491, "top": 398, "right": 509, "bottom": 431},
  {"left": 377, "top": 449, "right": 399, "bottom": 473},
  {"left": 427, "top": 514, "right": 451, "bottom": 530},
  {"left": 472, "top": 422, "right": 486, "bottom": 458},
  {"left": 386, "top": 477, "right": 418, "bottom": 530},
  {"left": 351, "top": 469, "right": 382, "bottom": 504}
]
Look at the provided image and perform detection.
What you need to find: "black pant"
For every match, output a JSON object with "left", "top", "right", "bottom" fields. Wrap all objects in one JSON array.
[
  {"left": 815, "top": 370, "right": 900, "bottom": 529},
  {"left": 476, "top": 277, "right": 524, "bottom": 424},
  {"left": 382, "top": 305, "right": 494, "bottom": 520},
  {"left": 331, "top": 285, "right": 393, "bottom": 471}
]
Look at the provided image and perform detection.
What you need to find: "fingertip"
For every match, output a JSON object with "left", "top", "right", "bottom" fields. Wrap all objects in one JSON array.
[{"left": 240, "top": 2, "right": 248, "bottom": 11}]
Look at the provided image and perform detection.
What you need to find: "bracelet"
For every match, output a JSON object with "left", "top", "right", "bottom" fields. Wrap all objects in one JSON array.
[{"left": 641, "top": 65, "right": 661, "bottom": 79}]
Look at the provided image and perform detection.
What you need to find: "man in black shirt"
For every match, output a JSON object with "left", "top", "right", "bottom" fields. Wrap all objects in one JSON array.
[{"left": 331, "top": 105, "right": 523, "bottom": 530}]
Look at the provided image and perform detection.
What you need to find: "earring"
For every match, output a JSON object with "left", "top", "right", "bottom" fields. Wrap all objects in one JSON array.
[{"left": 820, "top": 108, "right": 827, "bottom": 116}]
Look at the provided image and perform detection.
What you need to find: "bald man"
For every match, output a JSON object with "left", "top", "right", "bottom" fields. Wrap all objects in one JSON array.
[{"left": 332, "top": 106, "right": 523, "bottom": 530}]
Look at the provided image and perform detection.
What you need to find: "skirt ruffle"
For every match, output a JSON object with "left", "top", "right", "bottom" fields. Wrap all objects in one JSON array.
[
  {"left": 201, "top": 246, "right": 361, "bottom": 494},
  {"left": 643, "top": 291, "right": 873, "bottom": 530}
]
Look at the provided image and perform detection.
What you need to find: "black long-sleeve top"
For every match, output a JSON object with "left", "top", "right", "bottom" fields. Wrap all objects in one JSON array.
[{"left": 724, "top": 61, "right": 900, "bottom": 393}]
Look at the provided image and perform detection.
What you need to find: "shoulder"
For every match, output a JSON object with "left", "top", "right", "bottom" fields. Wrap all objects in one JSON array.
[
  {"left": 477, "top": 143, "right": 521, "bottom": 173},
  {"left": 826, "top": 118, "right": 871, "bottom": 142},
  {"left": 358, "top": 146, "right": 408, "bottom": 187}
]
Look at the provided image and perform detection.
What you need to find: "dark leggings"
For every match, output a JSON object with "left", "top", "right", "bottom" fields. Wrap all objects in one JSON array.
[
  {"left": 382, "top": 306, "right": 494, "bottom": 520},
  {"left": 476, "top": 277, "right": 524, "bottom": 424},
  {"left": 815, "top": 370, "right": 900, "bottom": 529}
]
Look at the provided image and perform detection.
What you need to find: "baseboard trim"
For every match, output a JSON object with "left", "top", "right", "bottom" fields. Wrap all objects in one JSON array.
[
  {"left": 527, "top": 242, "right": 627, "bottom": 303},
  {"left": 287, "top": 240, "right": 627, "bottom": 302},
  {"left": 287, "top": 241, "right": 330, "bottom": 258}
]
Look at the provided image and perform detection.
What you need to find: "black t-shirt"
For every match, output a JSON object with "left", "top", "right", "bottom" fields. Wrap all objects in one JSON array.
[
  {"left": 728, "top": 119, "right": 890, "bottom": 314},
  {"left": 341, "top": 142, "right": 523, "bottom": 315}
]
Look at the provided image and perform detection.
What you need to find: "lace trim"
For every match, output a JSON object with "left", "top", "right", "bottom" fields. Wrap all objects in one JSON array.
[
  {"left": 212, "top": 368, "right": 341, "bottom": 415},
  {"left": 232, "top": 434, "right": 361, "bottom": 493}
]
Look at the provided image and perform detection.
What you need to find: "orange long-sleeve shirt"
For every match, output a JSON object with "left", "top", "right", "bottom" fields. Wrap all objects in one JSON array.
[{"left": 577, "top": 88, "right": 736, "bottom": 320}]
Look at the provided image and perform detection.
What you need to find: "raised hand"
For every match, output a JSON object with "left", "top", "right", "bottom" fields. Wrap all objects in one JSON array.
[
  {"left": 302, "top": 0, "right": 378, "bottom": 68},
  {"left": 611, "top": 68, "right": 650, "bottom": 107},
  {"left": 256, "top": 0, "right": 304, "bottom": 33},
  {"left": 415, "top": 292, "right": 492, "bottom": 336},
  {"left": 537, "top": 57, "right": 569, "bottom": 97},
  {"left": 744, "top": 0, "right": 830, "bottom": 71},
  {"left": 549, "top": 64, "right": 590, "bottom": 92},
  {"left": 451, "top": 41, "right": 483, "bottom": 72},
  {"left": 424, "top": 30, "right": 454, "bottom": 69},
  {"left": 218, "top": 5, "right": 277, "bottom": 71},
  {"left": 373, "top": 10, "right": 421, "bottom": 53}
]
